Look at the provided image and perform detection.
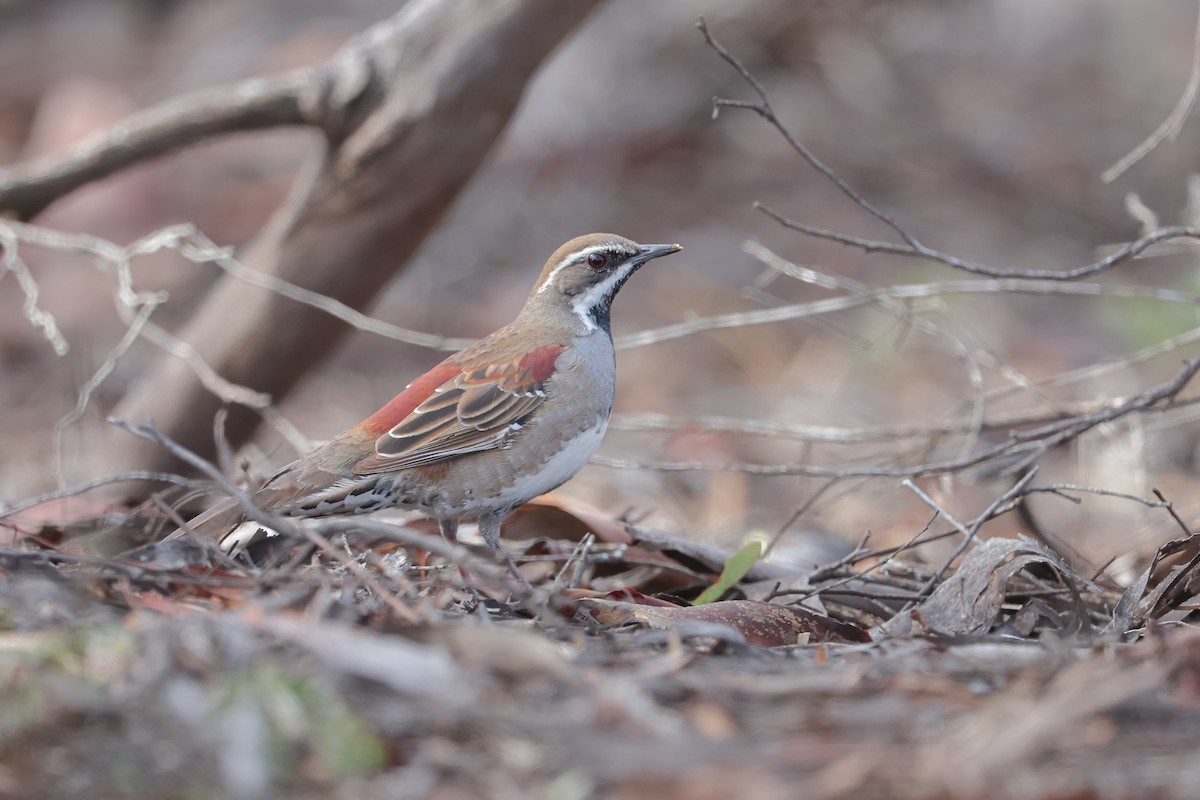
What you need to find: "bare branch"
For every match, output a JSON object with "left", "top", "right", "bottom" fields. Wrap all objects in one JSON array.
[
  {"left": 596, "top": 353, "right": 1200, "bottom": 479},
  {"left": 0, "top": 226, "right": 68, "bottom": 354},
  {"left": 1102, "top": 3, "right": 1200, "bottom": 182},
  {"left": 697, "top": 16, "right": 918, "bottom": 248},
  {"left": 1028, "top": 484, "right": 1172, "bottom": 510},
  {"left": 0, "top": 471, "right": 195, "bottom": 523},
  {"left": 0, "top": 71, "right": 315, "bottom": 220},
  {"left": 616, "top": 269, "right": 1200, "bottom": 350},
  {"left": 175, "top": 228, "right": 473, "bottom": 352},
  {"left": 912, "top": 467, "right": 1041, "bottom": 604},
  {"left": 52, "top": 301, "right": 159, "bottom": 485},
  {"left": 699, "top": 17, "right": 1200, "bottom": 283},
  {"left": 902, "top": 480, "right": 973, "bottom": 541},
  {"left": 757, "top": 203, "right": 1200, "bottom": 281}
]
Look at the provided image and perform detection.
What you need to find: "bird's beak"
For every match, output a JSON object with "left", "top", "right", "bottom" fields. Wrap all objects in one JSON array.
[{"left": 635, "top": 242, "right": 683, "bottom": 265}]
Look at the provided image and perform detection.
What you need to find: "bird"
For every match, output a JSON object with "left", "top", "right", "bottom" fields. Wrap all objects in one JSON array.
[{"left": 173, "top": 233, "right": 682, "bottom": 581}]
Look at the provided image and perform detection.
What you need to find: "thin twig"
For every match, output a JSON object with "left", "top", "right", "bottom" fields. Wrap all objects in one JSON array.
[
  {"left": 744, "top": 240, "right": 987, "bottom": 464},
  {"left": 698, "top": 17, "right": 917, "bottom": 248},
  {"left": 1102, "top": 3, "right": 1200, "bottom": 182},
  {"left": 756, "top": 205, "right": 1200, "bottom": 281},
  {"left": 786, "top": 524, "right": 950, "bottom": 614},
  {"left": 700, "top": 17, "right": 1200, "bottom": 282},
  {"left": 764, "top": 477, "right": 844, "bottom": 557},
  {"left": 108, "top": 416, "right": 433, "bottom": 622},
  {"left": 0, "top": 471, "right": 196, "bottom": 521},
  {"left": 616, "top": 271, "right": 1200, "bottom": 350},
  {"left": 902, "top": 481, "right": 972, "bottom": 540},
  {"left": 1152, "top": 487, "right": 1195, "bottom": 537},
  {"left": 1027, "top": 484, "right": 1172, "bottom": 510},
  {"left": 52, "top": 301, "right": 160, "bottom": 486},
  {"left": 596, "top": 353, "right": 1200, "bottom": 479},
  {"left": 0, "top": 227, "right": 68, "bottom": 354},
  {"left": 912, "top": 467, "right": 1041, "bottom": 605},
  {"left": 176, "top": 229, "right": 474, "bottom": 351}
]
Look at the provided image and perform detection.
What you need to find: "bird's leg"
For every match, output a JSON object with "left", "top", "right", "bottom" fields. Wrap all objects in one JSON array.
[
  {"left": 439, "top": 518, "right": 482, "bottom": 604},
  {"left": 479, "top": 511, "right": 530, "bottom": 588},
  {"left": 438, "top": 518, "right": 460, "bottom": 546}
]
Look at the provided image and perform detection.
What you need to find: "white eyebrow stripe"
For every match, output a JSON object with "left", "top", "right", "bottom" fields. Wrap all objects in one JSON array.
[
  {"left": 570, "top": 260, "right": 639, "bottom": 331},
  {"left": 535, "top": 245, "right": 611, "bottom": 294}
]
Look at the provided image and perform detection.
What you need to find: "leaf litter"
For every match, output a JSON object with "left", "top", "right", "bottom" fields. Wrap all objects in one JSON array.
[{"left": 2, "top": 494, "right": 1200, "bottom": 798}]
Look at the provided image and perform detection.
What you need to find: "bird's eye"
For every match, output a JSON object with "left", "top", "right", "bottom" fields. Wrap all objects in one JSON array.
[{"left": 586, "top": 252, "right": 607, "bottom": 269}]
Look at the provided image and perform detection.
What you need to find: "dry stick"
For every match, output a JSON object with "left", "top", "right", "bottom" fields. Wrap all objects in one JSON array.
[
  {"left": 1013, "top": 481, "right": 1169, "bottom": 578},
  {"left": 745, "top": 240, "right": 988, "bottom": 467},
  {"left": 554, "top": 532, "right": 596, "bottom": 592},
  {"left": 963, "top": 323, "right": 1200, "bottom": 420},
  {"left": 698, "top": 17, "right": 1200, "bottom": 281},
  {"left": 0, "top": 220, "right": 316, "bottom": 454},
  {"left": 609, "top": 396, "right": 1200, "bottom": 446},
  {"left": 107, "top": 417, "right": 427, "bottom": 623},
  {"left": 0, "top": 226, "right": 68, "bottom": 354},
  {"left": 0, "top": 548, "right": 258, "bottom": 589},
  {"left": 764, "top": 476, "right": 845, "bottom": 558},
  {"left": 805, "top": 530, "right": 873, "bottom": 584},
  {"left": 1028, "top": 484, "right": 1172, "bottom": 511},
  {"left": 6, "top": 216, "right": 451, "bottom": 371},
  {"left": 910, "top": 467, "right": 1041, "bottom": 608},
  {"left": 613, "top": 312, "right": 1200, "bottom": 444},
  {"left": 595, "top": 353, "right": 1200, "bottom": 479},
  {"left": 0, "top": 472, "right": 197, "bottom": 521},
  {"left": 744, "top": 240, "right": 1099, "bottom": 446},
  {"left": 757, "top": 203, "right": 1200, "bottom": 281},
  {"left": 0, "top": 71, "right": 315, "bottom": 220},
  {"left": 1151, "top": 488, "right": 1195, "bottom": 537},
  {"left": 52, "top": 302, "right": 160, "bottom": 486},
  {"left": 902, "top": 480, "right": 973, "bottom": 541},
  {"left": 774, "top": 519, "right": 961, "bottom": 611},
  {"left": 616, "top": 274, "right": 1200, "bottom": 350},
  {"left": 175, "top": 230, "right": 474, "bottom": 352},
  {"left": 1102, "top": 1, "right": 1200, "bottom": 182},
  {"left": 697, "top": 16, "right": 918, "bottom": 250}
]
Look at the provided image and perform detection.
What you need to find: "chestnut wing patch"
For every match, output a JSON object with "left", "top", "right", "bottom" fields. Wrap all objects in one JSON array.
[{"left": 353, "top": 345, "right": 564, "bottom": 475}]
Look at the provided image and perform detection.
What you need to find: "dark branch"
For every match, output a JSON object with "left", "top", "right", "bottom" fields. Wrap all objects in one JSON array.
[{"left": 0, "top": 71, "right": 317, "bottom": 220}]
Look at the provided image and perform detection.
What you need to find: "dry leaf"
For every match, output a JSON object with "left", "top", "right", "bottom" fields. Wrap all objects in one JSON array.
[{"left": 576, "top": 597, "right": 870, "bottom": 646}]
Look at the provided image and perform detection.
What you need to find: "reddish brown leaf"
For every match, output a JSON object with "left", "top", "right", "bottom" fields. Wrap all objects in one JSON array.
[{"left": 576, "top": 597, "right": 871, "bottom": 646}]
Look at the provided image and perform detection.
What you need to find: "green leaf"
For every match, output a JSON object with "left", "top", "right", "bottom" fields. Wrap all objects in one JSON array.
[{"left": 693, "top": 539, "right": 764, "bottom": 605}]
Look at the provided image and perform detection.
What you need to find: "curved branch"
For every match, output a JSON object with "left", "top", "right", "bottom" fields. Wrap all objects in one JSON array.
[{"left": 0, "top": 72, "right": 319, "bottom": 220}]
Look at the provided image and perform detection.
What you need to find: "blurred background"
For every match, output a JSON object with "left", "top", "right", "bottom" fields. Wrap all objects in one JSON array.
[{"left": 3, "top": 0, "right": 1200, "bottom": 572}]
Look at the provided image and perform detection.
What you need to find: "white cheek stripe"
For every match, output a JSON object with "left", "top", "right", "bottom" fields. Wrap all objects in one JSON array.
[
  {"left": 570, "top": 263, "right": 637, "bottom": 331},
  {"left": 535, "top": 245, "right": 611, "bottom": 294}
]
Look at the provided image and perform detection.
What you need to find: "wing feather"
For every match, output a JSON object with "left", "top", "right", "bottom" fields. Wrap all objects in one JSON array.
[{"left": 352, "top": 344, "right": 565, "bottom": 476}]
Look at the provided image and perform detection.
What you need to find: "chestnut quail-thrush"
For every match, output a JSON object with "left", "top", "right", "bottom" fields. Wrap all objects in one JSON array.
[{"left": 176, "top": 233, "right": 681, "bottom": 575}]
